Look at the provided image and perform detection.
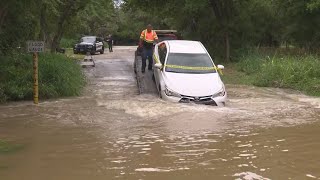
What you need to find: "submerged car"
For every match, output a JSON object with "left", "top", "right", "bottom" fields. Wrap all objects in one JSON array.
[
  {"left": 152, "top": 40, "right": 227, "bottom": 106},
  {"left": 74, "top": 36, "right": 104, "bottom": 55}
]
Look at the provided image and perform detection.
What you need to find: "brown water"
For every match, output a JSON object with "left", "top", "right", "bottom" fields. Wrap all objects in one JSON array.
[{"left": 0, "top": 46, "right": 320, "bottom": 180}]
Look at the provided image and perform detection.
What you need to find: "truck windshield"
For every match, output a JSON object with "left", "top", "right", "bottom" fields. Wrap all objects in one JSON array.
[{"left": 165, "top": 53, "right": 216, "bottom": 74}]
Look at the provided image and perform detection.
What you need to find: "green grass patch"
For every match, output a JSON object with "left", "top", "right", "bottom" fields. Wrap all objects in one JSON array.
[
  {"left": 0, "top": 140, "right": 23, "bottom": 154},
  {"left": 231, "top": 51, "right": 320, "bottom": 96},
  {"left": 221, "top": 64, "right": 255, "bottom": 85},
  {"left": 60, "top": 38, "right": 77, "bottom": 49},
  {"left": 65, "top": 48, "right": 85, "bottom": 60},
  {"left": 0, "top": 52, "right": 86, "bottom": 102}
]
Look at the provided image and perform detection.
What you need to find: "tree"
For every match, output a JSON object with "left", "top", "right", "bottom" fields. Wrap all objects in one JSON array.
[{"left": 50, "top": 0, "right": 90, "bottom": 52}]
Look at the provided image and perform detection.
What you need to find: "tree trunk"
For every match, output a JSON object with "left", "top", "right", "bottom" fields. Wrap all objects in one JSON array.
[
  {"left": 50, "top": 1, "right": 73, "bottom": 53},
  {"left": 0, "top": 5, "right": 9, "bottom": 31},
  {"left": 39, "top": 4, "right": 47, "bottom": 43},
  {"left": 224, "top": 31, "right": 230, "bottom": 62},
  {"left": 51, "top": 20, "right": 65, "bottom": 53}
]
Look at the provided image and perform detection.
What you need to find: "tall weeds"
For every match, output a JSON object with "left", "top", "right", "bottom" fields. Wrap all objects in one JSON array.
[
  {"left": 237, "top": 51, "right": 320, "bottom": 96},
  {"left": 0, "top": 53, "right": 86, "bottom": 102}
]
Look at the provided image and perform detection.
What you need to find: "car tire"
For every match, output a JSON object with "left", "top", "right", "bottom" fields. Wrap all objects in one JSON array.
[{"left": 74, "top": 51, "right": 78, "bottom": 54}]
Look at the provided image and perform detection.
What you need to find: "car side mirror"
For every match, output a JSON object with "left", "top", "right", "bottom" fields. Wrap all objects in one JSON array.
[
  {"left": 217, "top": 65, "right": 224, "bottom": 70},
  {"left": 154, "top": 63, "right": 162, "bottom": 69},
  {"left": 217, "top": 65, "right": 224, "bottom": 75}
]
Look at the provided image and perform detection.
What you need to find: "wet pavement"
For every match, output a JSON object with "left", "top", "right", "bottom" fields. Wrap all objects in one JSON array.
[{"left": 0, "top": 46, "right": 320, "bottom": 180}]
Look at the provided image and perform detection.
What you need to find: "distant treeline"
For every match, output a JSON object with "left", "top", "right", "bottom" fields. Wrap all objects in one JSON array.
[
  {"left": 124, "top": 0, "right": 320, "bottom": 61},
  {"left": 1, "top": 0, "right": 320, "bottom": 60}
]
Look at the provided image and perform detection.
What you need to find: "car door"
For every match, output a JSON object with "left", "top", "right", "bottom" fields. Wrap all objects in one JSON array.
[
  {"left": 95, "top": 37, "right": 102, "bottom": 51},
  {"left": 153, "top": 45, "right": 160, "bottom": 90}
]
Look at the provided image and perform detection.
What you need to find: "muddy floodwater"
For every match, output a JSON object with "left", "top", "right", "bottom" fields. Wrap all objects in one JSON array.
[{"left": 1, "top": 47, "right": 320, "bottom": 180}]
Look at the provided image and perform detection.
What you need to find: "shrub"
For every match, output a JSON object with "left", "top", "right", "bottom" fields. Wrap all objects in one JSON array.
[
  {"left": 237, "top": 50, "right": 320, "bottom": 96},
  {"left": 60, "top": 38, "right": 77, "bottom": 48},
  {"left": 0, "top": 53, "right": 86, "bottom": 102}
]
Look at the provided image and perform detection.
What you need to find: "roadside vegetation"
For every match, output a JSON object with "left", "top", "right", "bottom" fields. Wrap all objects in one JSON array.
[
  {"left": 222, "top": 49, "right": 320, "bottom": 96},
  {"left": 0, "top": 53, "right": 85, "bottom": 102}
]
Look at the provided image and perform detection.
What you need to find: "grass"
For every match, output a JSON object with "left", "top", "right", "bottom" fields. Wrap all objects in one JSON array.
[
  {"left": 65, "top": 48, "right": 85, "bottom": 60},
  {"left": 221, "top": 63, "right": 255, "bottom": 85},
  {"left": 60, "top": 38, "right": 77, "bottom": 49},
  {"left": 0, "top": 52, "right": 86, "bottom": 102},
  {"left": 222, "top": 49, "right": 320, "bottom": 96}
]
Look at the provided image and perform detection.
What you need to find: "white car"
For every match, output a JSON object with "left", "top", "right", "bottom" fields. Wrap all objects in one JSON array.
[{"left": 152, "top": 40, "right": 227, "bottom": 106}]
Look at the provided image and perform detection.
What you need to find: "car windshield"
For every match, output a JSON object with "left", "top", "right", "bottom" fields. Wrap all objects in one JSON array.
[
  {"left": 81, "top": 37, "right": 95, "bottom": 43},
  {"left": 165, "top": 53, "right": 216, "bottom": 74}
]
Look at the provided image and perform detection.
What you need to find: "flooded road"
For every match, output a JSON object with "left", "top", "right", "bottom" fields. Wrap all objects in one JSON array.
[{"left": 0, "top": 46, "right": 320, "bottom": 180}]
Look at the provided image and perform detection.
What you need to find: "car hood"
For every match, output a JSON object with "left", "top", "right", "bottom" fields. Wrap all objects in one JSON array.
[
  {"left": 78, "top": 42, "right": 94, "bottom": 45},
  {"left": 163, "top": 72, "right": 224, "bottom": 97}
]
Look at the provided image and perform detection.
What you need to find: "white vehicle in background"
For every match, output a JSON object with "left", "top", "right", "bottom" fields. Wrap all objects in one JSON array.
[{"left": 152, "top": 40, "right": 227, "bottom": 106}]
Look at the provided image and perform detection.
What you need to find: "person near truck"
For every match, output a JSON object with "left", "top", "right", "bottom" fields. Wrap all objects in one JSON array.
[
  {"left": 106, "top": 34, "right": 113, "bottom": 52},
  {"left": 139, "top": 24, "right": 158, "bottom": 73}
]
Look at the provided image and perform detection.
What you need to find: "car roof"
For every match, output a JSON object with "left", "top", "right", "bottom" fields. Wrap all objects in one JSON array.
[{"left": 166, "top": 40, "right": 206, "bottom": 54}]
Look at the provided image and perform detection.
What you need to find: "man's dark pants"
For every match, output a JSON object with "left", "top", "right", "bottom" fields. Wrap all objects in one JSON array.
[
  {"left": 108, "top": 43, "right": 113, "bottom": 52},
  {"left": 142, "top": 47, "right": 153, "bottom": 72}
]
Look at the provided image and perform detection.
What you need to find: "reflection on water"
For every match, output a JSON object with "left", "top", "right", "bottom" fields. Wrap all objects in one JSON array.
[{"left": 0, "top": 47, "right": 320, "bottom": 180}]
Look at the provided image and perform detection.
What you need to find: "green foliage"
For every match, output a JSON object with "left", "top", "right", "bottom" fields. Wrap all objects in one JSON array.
[
  {"left": 237, "top": 51, "right": 320, "bottom": 96},
  {"left": 0, "top": 53, "right": 86, "bottom": 102},
  {"left": 60, "top": 38, "right": 77, "bottom": 48},
  {"left": 124, "top": 0, "right": 320, "bottom": 62},
  {"left": 65, "top": 0, "right": 116, "bottom": 38}
]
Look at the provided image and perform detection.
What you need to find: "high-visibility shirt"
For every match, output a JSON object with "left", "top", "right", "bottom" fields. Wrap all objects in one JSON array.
[{"left": 140, "top": 29, "right": 158, "bottom": 43}]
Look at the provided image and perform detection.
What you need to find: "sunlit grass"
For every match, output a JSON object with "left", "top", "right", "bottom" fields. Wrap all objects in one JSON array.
[
  {"left": 65, "top": 48, "right": 85, "bottom": 60},
  {"left": 226, "top": 51, "right": 320, "bottom": 96}
]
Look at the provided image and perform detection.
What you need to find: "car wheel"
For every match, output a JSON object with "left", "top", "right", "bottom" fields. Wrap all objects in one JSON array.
[
  {"left": 73, "top": 51, "right": 78, "bottom": 54},
  {"left": 90, "top": 51, "right": 95, "bottom": 55}
]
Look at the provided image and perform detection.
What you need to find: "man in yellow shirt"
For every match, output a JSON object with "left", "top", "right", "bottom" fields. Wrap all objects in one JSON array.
[{"left": 139, "top": 24, "right": 158, "bottom": 73}]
